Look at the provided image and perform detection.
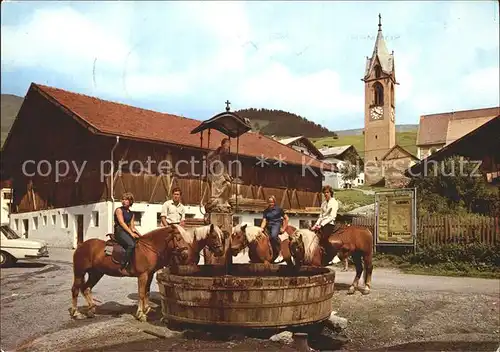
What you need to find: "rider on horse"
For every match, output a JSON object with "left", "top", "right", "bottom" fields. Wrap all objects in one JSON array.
[
  {"left": 114, "top": 192, "right": 142, "bottom": 269},
  {"left": 311, "top": 185, "right": 339, "bottom": 239},
  {"left": 260, "top": 195, "right": 289, "bottom": 258}
]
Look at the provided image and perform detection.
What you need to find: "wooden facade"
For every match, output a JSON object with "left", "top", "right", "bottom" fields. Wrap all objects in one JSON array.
[{"left": 2, "top": 86, "right": 325, "bottom": 214}]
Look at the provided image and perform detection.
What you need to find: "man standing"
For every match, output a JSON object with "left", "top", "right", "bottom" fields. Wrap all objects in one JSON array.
[
  {"left": 160, "top": 187, "right": 186, "bottom": 227},
  {"left": 311, "top": 185, "right": 339, "bottom": 238}
]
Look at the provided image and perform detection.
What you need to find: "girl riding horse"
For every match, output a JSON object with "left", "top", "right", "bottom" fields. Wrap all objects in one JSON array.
[
  {"left": 113, "top": 192, "right": 141, "bottom": 271},
  {"left": 260, "top": 196, "right": 289, "bottom": 261}
]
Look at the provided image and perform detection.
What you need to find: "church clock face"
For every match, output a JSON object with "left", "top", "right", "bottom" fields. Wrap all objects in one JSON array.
[{"left": 370, "top": 106, "right": 383, "bottom": 120}]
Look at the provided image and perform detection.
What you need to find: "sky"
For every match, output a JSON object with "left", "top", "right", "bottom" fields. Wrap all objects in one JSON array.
[{"left": 1, "top": 1, "right": 499, "bottom": 131}]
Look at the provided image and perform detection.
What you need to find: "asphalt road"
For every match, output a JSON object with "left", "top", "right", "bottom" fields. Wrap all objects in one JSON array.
[
  {"left": 0, "top": 249, "right": 498, "bottom": 351},
  {"left": 0, "top": 252, "right": 163, "bottom": 352}
]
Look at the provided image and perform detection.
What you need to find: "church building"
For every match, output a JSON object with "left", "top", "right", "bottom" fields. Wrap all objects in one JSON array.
[{"left": 363, "top": 15, "right": 418, "bottom": 186}]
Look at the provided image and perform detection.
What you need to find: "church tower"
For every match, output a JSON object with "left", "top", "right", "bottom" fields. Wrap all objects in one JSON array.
[{"left": 363, "top": 14, "right": 397, "bottom": 185}]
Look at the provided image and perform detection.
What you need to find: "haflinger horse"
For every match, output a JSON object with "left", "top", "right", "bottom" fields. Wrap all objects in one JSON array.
[
  {"left": 70, "top": 224, "right": 224, "bottom": 322},
  {"left": 286, "top": 224, "right": 374, "bottom": 295},
  {"left": 228, "top": 224, "right": 293, "bottom": 268},
  {"left": 169, "top": 224, "right": 225, "bottom": 266}
]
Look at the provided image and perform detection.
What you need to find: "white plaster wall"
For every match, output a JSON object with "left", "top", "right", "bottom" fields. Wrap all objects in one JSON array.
[
  {"left": 323, "top": 171, "right": 343, "bottom": 189},
  {"left": 233, "top": 212, "right": 317, "bottom": 229},
  {"left": 9, "top": 202, "right": 113, "bottom": 249}
]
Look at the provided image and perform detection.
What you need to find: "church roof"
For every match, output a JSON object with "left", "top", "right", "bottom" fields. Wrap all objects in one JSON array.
[{"left": 364, "top": 14, "right": 394, "bottom": 79}]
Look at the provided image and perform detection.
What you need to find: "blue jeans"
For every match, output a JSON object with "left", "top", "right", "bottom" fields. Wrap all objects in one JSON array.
[
  {"left": 114, "top": 227, "right": 136, "bottom": 267},
  {"left": 267, "top": 222, "right": 281, "bottom": 240}
]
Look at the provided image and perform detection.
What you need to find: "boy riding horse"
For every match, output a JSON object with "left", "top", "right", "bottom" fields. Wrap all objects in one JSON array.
[{"left": 311, "top": 185, "right": 339, "bottom": 238}]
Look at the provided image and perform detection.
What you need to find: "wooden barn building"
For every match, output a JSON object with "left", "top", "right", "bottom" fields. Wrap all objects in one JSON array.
[
  {"left": 1, "top": 83, "right": 331, "bottom": 248},
  {"left": 408, "top": 115, "right": 500, "bottom": 184}
]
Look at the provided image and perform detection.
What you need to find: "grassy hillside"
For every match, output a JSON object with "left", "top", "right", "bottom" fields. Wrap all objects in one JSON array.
[
  {"left": 1, "top": 94, "right": 24, "bottom": 148},
  {"left": 311, "top": 130, "right": 418, "bottom": 159},
  {"left": 335, "top": 125, "right": 419, "bottom": 136},
  {"left": 236, "top": 108, "right": 338, "bottom": 138}
]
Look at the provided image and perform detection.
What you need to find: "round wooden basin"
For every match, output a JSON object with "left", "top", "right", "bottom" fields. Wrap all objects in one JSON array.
[{"left": 156, "top": 263, "right": 335, "bottom": 329}]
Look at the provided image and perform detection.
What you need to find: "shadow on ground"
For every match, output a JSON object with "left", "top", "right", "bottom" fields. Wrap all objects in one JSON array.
[{"left": 7, "top": 262, "right": 48, "bottom": 269}]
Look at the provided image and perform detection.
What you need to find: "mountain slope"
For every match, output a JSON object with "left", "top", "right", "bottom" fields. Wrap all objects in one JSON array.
[
  {"left": 235, "top": 108, "right": 338, "bottom": 138},
  {"left": 1, "top": 94, "right": 24, "bottom": 148}
]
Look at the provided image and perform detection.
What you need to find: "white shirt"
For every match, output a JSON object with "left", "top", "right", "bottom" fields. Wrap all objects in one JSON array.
[
  {"left": 160, "top": 199, "right": 185, "bottom": 224},
  {"left": 314, "top": 197, "right": 339, "bottom": 227}
]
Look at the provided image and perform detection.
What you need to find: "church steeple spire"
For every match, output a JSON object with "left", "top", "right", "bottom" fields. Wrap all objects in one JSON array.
[{"left": 363, "top": 13, "right": 394, "bottom": 81}]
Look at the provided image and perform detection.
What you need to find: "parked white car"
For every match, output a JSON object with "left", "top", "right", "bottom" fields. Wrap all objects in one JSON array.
[{"left": 0, "top": 224, "right": 49, "bottom": 268}]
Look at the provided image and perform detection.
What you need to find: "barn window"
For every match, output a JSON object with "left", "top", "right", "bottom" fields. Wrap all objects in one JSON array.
[
  {"left": 14, "top": 219, "right": 19, "bottom": 231},
  {"left": 62, "top": 214, "right": 68, "bottom": 228},
  {"left": 23, "top": 219, "right": 29, "bottom": 234},
  {"left": 299, "top": 220, "right": 311, "bottom": 229},
  {"left": 52, "top": 214, "right": 57, "bottom": 225},
  {"left": 132, "top": 212, "right": 142, "bottom": 226},
  {"left": 232, "top": 216, "right": 241, "bottom": 226},
  {"left": 43, "top": 215, "right": 48, "bottom": 226},
  {"left": 92, "top": 211, "right": 99, "bottom": 227},
  {"left": 374, "top": 65, "right": 382, "bottom": 78},
  {"left": 33, "top": 217, "right": 38, "bottom": 230},
  {"left": 253, "top": 218, "right": 261, "bottom": 226},
  {"left": 373, "top": 82, "right": 384, "bottom": 106}
]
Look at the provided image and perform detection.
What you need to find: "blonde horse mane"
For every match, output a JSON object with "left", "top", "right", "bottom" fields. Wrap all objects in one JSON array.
[
  {"left": 173, "top": 224, "right": 222, "bottom": 244},
  {"left": 292, "top": 228, "right": 320, "bottom": 263},
  {"left": 234, "top": 223, "right": 266, "bottom": 243}
]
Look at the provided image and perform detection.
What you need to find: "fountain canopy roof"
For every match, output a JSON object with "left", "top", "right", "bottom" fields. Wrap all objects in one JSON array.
[{"left": 190, "top": 103, "right": 252, "bottom": 138}]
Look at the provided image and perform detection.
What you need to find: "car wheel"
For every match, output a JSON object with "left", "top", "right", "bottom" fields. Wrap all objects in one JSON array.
[{"left": 0, "top": 251, "right": 14, "bottom": 268}]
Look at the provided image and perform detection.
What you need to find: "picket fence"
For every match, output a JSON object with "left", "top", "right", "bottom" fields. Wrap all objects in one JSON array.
[{"left": 351, "top": 214, "right": 500, "bottom": 246}]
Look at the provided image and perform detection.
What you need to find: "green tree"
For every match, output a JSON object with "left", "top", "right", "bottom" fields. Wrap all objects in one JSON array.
[
  {"left": 408, "top": 155, "right": 498, "bottom": 215},
  {"left": 339, "top": 161, "right": 358, "bottom": 182}
]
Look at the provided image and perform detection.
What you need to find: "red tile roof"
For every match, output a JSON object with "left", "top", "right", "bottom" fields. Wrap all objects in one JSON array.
[
  {"left": 33, "top": 83, "right": 330, "bottom": 170},
  {"left": 417, "top": 106, "right": 500, "bottom": 146}
]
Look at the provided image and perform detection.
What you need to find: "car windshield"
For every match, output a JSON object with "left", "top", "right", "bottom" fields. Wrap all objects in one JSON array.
[{"left": 1, "top": 225, "right": 21, "bottom": 239}]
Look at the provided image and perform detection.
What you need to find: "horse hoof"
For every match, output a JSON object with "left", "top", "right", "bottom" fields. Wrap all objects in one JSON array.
[
  {"left": 137, "top": 314, "right": 147, "bottom": 323},
  {"left": 144, "top": 306, "right": 152, "bottom": 315},
  {"left": 362, "top": 287, "right": 371, "bottom": 295},
  {"left": 69, "top": 309, "right": 86, "bottom": 320},
  {"left": 86, "top": 310, "right": 95, "bottom": 318},
  {"left": 347, "top": 287, "right": 356, "bottom": 295}
]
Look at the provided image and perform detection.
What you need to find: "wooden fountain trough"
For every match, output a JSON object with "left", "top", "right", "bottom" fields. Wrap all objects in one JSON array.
[{"left": 156, "top": 263, "right": 335, "bottom": 330}]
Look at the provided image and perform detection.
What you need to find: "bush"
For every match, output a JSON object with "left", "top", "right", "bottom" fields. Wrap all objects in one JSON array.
[{"left": 406, "top": 242, "right": 500, "bottom": 268}]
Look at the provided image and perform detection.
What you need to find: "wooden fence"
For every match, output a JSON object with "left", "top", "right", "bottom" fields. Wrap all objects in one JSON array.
[{"left": 350, "top": 214, "right": 500, "bottom": 246}]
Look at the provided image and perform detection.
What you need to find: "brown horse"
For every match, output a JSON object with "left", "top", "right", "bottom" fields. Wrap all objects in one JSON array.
[
  {"left": 70, "top": 224, "right": 224, "bottom": 322},
  {"left": 287, "top": 225, "right": 374, "bottom": 295},
  {"left": 228, "top": 224, "right": 293, "bottom": 267}
]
